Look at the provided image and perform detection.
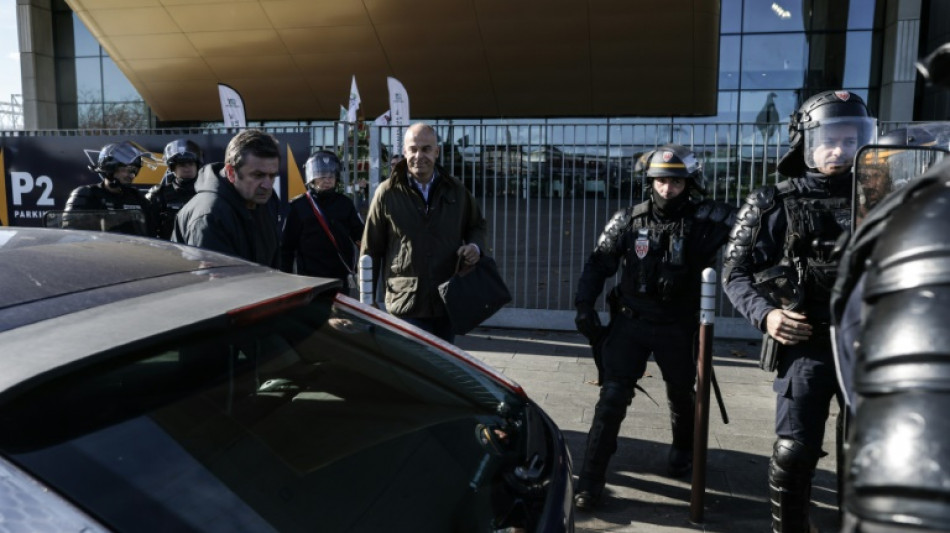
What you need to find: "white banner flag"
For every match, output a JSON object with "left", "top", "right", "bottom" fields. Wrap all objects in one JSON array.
[
  {"left": 217, "top": 83, "right": 246, "bottom": 128},
  {"left": 387, "top": 77, "right": 410, "bottom": 150},
  {"left": 346, "top": 75, "right": 361, "bottom": 123},
  {"left": 374, "top": 110, "right": 392, "bottom": 126}
]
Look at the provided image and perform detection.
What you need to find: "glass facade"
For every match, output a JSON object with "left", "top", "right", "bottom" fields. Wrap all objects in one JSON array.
[
  {"left": 52, "top": 0, "right": 153, "bottom": 129},
  {"left": 682, "top": 0, "right": 884, "bottom": 128},
  {"left": 52, "top": 0, "right": 882, "bottom": 131}
]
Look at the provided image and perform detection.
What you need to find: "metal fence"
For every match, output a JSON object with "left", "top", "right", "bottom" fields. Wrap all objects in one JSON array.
[
  {"left": 7, "top": 120, "right": 912, "bottom": 335},
  {"left": 327, "top": 121, "right": 798, "bottom": 336}
]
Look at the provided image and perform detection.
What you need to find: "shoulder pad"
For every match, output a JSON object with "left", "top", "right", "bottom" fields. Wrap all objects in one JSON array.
[
  {"left": 630, "top": 201, "right": 650, "bottom": 218},
  {"left": 865, "top": 177, "right": 950, "bottom": 298},
  {"left": 595, "top": 207, "right": 635, "bottom": 254},
  {"left": 695, "top": 199, "right": 737, "bottom": 225}
]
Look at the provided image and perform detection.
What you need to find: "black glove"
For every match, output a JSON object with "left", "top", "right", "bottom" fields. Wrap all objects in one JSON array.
[{"left": 575, "top": 305, "right": 603, "bottom": 342}]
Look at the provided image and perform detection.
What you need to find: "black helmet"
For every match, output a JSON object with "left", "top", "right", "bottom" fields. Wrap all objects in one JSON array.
[
  {"left": 163, "top": 139, "right": 202, "bottom": 169},
  {"left": 88, "top": 141, "right": 147, "bottom": 180},
  {"left": 778, "top": 90, "right": 877, "bottom": 175},
  {"left": 636, "top": 144, "right": 706, "bottom": 191},
  {"left": 305, "top": 150, "right": 342, "bottom": 184}
]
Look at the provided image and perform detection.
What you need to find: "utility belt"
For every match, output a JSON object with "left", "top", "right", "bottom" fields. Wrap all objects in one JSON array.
[{"left": 615, "top": 301, "right": 679, "bottom": 325}]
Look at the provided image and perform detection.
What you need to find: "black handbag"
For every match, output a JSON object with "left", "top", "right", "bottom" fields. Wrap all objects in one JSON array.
[{"left": 438, "top": 256, "right": 512, "bottom": 335}]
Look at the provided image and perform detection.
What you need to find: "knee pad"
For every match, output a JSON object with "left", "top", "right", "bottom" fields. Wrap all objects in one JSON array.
[
  {"left": 595, "top": 380, "right": 634, "bottom": 421},
  {"left": 772, "top": 438, "right": 819, "bottom": 476}
]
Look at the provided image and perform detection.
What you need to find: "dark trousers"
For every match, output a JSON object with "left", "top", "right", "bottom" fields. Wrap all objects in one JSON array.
[
  {"left": 773, "top": 335, "right": 840, "bottom": 452},
  {"left": 402, "top": 315, "right": 455, "bottom": 344},
  {"left": 577, "top": 314, "right": 697, "bottom": 487}
]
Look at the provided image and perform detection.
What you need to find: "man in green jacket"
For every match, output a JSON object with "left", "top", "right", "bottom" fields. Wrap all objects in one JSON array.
[{"left": 362, "top": 122, "right": 487, "bottom": 343}]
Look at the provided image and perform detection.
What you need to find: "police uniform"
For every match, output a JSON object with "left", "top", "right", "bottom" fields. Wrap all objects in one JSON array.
[
  {"left": 572, "top": 144, "right": 735, "bottom": 509},
  {"left": 832, "top": 153, "right": 950, "bottom": 532},
  {"left": 64, "top": 141, "right": 155, "bottom": 237},
  {"left": 146, "top": 171, "right": 196, "bottom": 240},
  {"left": 722, "top": 90, "right": 877, "bottom": 533}
]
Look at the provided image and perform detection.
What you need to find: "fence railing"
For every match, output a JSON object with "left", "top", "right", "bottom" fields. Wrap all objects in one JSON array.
[{"left": 4, "top": 120, "right": 912, "bottom": 336}]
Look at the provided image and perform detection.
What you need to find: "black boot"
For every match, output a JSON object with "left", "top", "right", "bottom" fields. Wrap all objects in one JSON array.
[
  {"left": 666, "top": 385, "right": 695, "bottom": 477},
  {"left": 768, "top": 439, "right": 818, "bottom": 533},
  {"left": 574, "top": 381, "right": 633, "bottom": 510}
]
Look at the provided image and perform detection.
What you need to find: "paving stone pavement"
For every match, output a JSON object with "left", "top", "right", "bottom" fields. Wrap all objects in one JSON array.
[{"left": 455, "top": 327, "right": 842, "bottom": 533}]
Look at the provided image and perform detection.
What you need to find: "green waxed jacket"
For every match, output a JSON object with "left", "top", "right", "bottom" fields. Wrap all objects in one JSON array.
[{"left": 361, "top": 163, "right": 487, "bottom": 318}]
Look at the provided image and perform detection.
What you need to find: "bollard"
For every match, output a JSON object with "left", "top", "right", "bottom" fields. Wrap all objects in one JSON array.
[
  {"left": 690, "top": 267, "right": 717, "bottom": 524},
  {"left": 359, "top": 255, "right": 373, "bottom": 305}
]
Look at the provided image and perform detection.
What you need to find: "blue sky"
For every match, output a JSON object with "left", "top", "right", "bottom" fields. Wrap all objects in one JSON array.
[{"left": 0, "top": 3, "right": 22, "bottom": 104}]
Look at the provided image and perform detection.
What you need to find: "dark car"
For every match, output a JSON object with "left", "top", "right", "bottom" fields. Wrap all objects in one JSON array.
[{"left": 0, "top": 228, "right": 574, "bottom": 532}]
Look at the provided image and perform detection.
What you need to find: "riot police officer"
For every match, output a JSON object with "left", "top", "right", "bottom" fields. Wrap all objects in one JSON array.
[
  {"left": 572, "top": 144, "right": 735, "bottom": 510},
  {"left": 721, "top": 90, "right": 877, "bottom": 532},
  {"left": 64, "top": 141, "right": 154, "bottom": 236},
  {"left": 280, "top": 150, "right": 364, "bottom": 292},
  {"left": 831, "top": 43, "right": 950, "bottom": 533},
  {"left": 146, "top": 139, "right": 202, "bottom": 239}
]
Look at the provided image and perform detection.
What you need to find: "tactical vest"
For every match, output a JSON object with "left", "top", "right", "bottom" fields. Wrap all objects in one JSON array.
[
  {"left": 780, "top": 179, "right": 850, "bottom": 320},
  {"left": 619, "top": 204, "right": 695, "bottom": 315}
]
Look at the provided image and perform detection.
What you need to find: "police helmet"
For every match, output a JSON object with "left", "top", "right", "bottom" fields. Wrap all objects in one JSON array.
[
  {"left": 163, "top": 139, "right": 202, "bottom": 169},
  {"left": 305, "top": 150, "right": 342, "bottom": 184},
  {"left": 636, "top": 144, "right": 706, "bottom": 192},
  {"left": 778, "top": 91, "right": 877, "bottom": 175},
  {"left": 89, "top": 141, "right": 147, "bottom": 180}
]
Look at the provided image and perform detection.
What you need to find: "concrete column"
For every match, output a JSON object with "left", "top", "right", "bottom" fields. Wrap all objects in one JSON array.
[
  {"left": 17, "top": 0, "right": 57, "bottom": 130},
  {"left": 877, "top": 0, "right": 921, "bottom": 123}
]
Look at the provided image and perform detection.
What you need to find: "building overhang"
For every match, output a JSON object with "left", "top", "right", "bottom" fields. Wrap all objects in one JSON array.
[{"left": 67, "top": 0, "right": 720, "bottom": 122}]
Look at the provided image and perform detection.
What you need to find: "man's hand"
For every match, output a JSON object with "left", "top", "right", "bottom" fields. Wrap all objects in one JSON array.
[
  {"left": 457, "top": 243, "right": 480, "bottom": 265},
  {"left": 575, "top": 307, "right": 603, "bottom": 342},
  {"left": 766, "top": 308, "right": 812, "bottom": 345}
]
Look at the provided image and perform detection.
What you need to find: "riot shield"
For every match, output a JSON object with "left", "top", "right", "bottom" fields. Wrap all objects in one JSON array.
[
  {"left": 44, "top": 209, "right": 150, "bottom": 237},
  {"left": 852, "top": 124, "right": 950, "bottom": 230}
]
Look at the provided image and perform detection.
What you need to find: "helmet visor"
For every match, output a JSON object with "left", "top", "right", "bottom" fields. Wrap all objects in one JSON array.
[
  {"left": 803, "top": 116, "right": 878, "bottom": 172},
  {"left": 305, "top": 154, "right": 342, "bottom": 183}
]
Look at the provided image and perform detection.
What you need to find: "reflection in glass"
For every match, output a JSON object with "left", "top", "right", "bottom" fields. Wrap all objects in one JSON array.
[
  {"left": 721, "top": 0, "right": 742, "bottom": 33},
  {"left": 847, "top": 0, "right": 877, "bottom": 29},
  {"left": 78, "top": 103, "right": 103, "bottom": 128},
  {"left": 743, "top": 0, "right": 804, "bottom": 33},
  {"left": 843, "top": 31, "right": 874, "bottom": 88},
  {"left": 72, "top": 14, "right": 100, "bottom": 57},
  {"left": 739, "top": 90, "right": 797, "bottom": 130},
  {"left": 103, "top": 59, "right": 141, "bottom": 102},
  {"left": 720, "top": 36, "right": 740, "bottom": 90},
  {"left": 75, "top": 57, "right": 102, "bottom": 103},
  {"left": 741, "top": 33, "right": 807, "bottom": 89}
]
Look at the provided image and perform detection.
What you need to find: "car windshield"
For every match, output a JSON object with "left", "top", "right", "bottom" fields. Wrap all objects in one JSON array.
[{"left": 0, "top": 298, "right": 527, "bottom": 532}]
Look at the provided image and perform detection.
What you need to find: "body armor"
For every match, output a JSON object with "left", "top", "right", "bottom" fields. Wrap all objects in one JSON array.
[
  {"left": 835, "top": 164, "right": 950, "bottom": 532},
  {"left": 147, "top": 173, "right": 197, "bottom": 239}
]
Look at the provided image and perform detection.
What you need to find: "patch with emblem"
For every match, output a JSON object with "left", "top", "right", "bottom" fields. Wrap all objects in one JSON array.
[
  {"left": 635, "top": 228, "right": 650, "bottom": 259},
  {"left": 662, "top": 151, "right": 673, "bottom": 162},
  {"left": 834, "top": 90, "right": 851, "bottom": 102}
]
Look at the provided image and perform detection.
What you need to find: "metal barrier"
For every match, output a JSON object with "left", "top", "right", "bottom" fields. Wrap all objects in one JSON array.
[{"left": 5, "top": 120, "right": 913, "bottom": 336}]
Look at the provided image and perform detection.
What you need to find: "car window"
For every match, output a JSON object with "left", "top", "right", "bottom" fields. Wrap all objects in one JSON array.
[{"left": 0, "top": 299, "right": 526, "bottom": 532}]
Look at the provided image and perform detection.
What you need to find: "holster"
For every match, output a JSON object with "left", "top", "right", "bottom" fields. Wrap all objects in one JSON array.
[{"left": 759, "top": 332, "right": 780, "bottom": 372}]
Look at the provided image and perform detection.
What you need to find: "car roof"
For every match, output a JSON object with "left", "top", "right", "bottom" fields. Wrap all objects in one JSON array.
[{"left": 0, "top": 228, "right": 338, "bottom": 400}]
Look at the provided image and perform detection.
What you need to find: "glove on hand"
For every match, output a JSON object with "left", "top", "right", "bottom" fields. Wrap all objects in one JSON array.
[{"left": 575, "top": 306, "right": 603, "bottom": 342}]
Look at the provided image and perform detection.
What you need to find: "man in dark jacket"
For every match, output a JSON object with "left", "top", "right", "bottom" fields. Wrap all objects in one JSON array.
[
  {"left": 721, "top": 90, "right": 877, "bottom": 533},
  {"left": 281, "top": 150, "right": 364, "bottom": 291},
  {"left": 172, "top": 129, "right": 280, "bottom": 268},
  {"left": 362, "top": 122, "right": 487, "bottom": 343},
  {"left": 147, "top": 139, "right": 202, "bottom": 240},
  {"left": 64, "top": 141, "right": 154, "bottom": 236}
]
